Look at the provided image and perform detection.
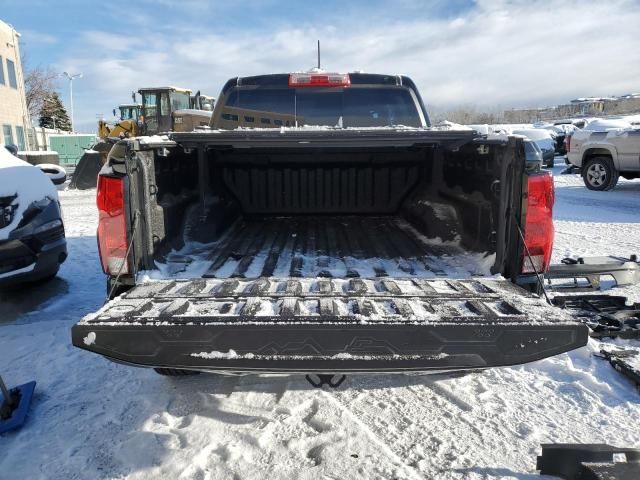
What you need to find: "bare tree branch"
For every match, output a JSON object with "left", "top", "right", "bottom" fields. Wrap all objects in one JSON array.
[
  {"left": 430, "top": 104, "right": 504, "bottom": 125},
  {"left": 22, "top": 50, "right": 59, "bottom": 121}
]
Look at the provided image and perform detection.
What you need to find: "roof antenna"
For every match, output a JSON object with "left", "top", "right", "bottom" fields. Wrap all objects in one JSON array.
[{"left": 317, "top": 40, "right": 321, "bottom": 70}]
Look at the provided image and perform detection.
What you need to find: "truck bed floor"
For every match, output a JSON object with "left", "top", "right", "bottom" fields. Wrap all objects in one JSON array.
[{"left": 163, "top": 216, "right": 492, "bottom": 279}]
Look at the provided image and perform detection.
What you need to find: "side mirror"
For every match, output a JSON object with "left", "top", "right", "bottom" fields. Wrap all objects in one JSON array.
[
  {"left": 36, "top": 164, "right": 67, "bottom": 186},
  {"left": 112, "top": 109, "right": 116, "bottom": 117}
]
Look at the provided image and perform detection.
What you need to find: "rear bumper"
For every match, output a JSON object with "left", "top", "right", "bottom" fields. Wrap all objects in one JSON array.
[
  {"left": 71, "top": 277, "right": 588, "bottom": 374},
  {"left": 71, "top": 322, "right": 588, "bottom": 373},
  {"left": 0, "top": 239, "right": 66, "bottom": 286}
]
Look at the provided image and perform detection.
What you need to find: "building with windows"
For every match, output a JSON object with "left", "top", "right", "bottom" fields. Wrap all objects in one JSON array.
[
  {"left": 504, "top": 93, "right": 640, "bottom": 123},
  {"left": 0, "top": 19, "right": 29, "bottom": 150}
]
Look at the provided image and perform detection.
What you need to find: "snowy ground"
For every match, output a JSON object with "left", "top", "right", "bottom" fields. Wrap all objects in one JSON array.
[{"left": 1, "top": 158, "right": 639, "bottom": 480}]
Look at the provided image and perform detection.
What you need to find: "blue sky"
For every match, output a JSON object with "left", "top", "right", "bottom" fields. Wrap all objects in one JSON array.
[{"left": 3, "top": 0, "right": 639, "bottom": 133}]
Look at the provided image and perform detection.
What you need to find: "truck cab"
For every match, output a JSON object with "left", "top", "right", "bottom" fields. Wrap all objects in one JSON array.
[
  {"left": 139, "top": 86, "right": 192, "bottom": 135},
  {"left": 117, "top": 104, "right": 141, "bottom": 123},
  {"left": 209, "top": 72, "right": 429, "bottom": 130}
]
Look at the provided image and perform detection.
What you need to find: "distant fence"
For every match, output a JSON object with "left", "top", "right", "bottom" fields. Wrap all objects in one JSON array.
[
  {"left": 49, "top": 134, "right": 97, "bottom": 167},
  {"left": 24, "top": 128, "right": 96, "bottom": 168}
]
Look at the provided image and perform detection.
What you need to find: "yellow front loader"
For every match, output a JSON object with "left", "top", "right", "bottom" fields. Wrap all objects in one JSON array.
[
  {"left": 93, "top": 88, "right": 214, "bottom": 162},
  {"left": 97, "top": 103, "right": 142, "bottom": 140}
]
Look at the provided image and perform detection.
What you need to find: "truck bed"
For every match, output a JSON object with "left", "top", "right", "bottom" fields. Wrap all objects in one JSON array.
[
  {"left": 161, "top": 216, "right": 492, "bottom": 280},
  {"left": 73, "top": 129, "right": 588, "bottom": 373}
]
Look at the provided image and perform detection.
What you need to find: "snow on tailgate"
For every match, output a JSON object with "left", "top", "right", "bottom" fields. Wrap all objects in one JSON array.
[{"left": 80, "top": 277, "right": 579, "bottom": 326}]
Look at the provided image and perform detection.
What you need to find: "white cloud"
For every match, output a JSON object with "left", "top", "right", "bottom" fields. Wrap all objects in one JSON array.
[
  {"left": 60, "top": 0, "right": 640, "bottom": 132},
  {"left": 20, "top": 29, "right": 57, "bottom": 46}
]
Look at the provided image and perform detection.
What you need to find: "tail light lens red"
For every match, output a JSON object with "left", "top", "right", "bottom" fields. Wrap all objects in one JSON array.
[
  {"left": 522, "top": 172, "right": 554, "bottom": 274},
  {"left": 96, "top": 175, "right": 129, "bottom": 275},
  {"left": 289, "top": 73, "right": 351, "bottom": 87},
  {"left": 565, "top": 135, "right": 571, "bottom": 153}
]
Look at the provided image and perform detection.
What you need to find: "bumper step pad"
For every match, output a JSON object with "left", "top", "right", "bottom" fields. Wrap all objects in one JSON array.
[{"left": 72, "top": 278, "right": 588, "bottom": 373}]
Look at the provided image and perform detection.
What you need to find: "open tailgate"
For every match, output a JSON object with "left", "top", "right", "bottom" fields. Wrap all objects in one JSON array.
[{"left": 72, "top": 277, "right": 587, "bottom": 373}]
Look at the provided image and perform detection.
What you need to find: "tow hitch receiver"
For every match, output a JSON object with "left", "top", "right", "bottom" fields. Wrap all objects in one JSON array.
[{"left": 305, "top": 374, "right": 347, "bottom": 389}]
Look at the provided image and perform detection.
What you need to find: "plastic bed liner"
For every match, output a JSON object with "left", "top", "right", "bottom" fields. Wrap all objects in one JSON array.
[
  {"left": 160, "top": 216, "right": 493, "bottom": 280},
  {"left": 71, "top": 277, "right": 588, "bottom": 373}
]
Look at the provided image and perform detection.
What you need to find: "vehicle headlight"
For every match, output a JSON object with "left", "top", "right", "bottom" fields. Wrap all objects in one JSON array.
[
  {"left": 0, "top": 195, "right": 18, "bottom": 229},
  {"left": 1, "top": 206, "right": 16, "bottom": 229},
  {"left": 33, "top": 219, "right": 63, "bottom": 235}
]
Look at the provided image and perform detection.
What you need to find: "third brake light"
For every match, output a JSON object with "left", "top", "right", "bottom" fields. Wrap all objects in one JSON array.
[{"left": 288, "top": 73, "right": 351, "bottom": 87}]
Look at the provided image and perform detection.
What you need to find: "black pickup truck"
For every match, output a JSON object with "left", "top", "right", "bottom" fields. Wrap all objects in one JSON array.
[{"left": 72, "top": 72, "right": 587, "bottom": 375}]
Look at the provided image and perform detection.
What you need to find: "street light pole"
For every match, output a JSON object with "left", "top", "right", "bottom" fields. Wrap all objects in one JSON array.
[{"left": 62, "top": 72, "right": 82, "bottom": 132}]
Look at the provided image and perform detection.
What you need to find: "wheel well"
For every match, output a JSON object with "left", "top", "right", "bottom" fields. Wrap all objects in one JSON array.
[{"left": 582, "top": 149, "right": 613, "bottom": 165}]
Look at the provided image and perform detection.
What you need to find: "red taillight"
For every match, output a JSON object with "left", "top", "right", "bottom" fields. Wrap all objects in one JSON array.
[
  {"left": 565, "top": 135, "right": 571, "bottom": 153},
  {"left": 288, "top": 73, "right": 351, "bottom": 87},
  {"left": 96, "top": 175, "right": 129, "bottom": 275},
  {"left": 522, "top": 172, "right": 554, "bottom": 274}
]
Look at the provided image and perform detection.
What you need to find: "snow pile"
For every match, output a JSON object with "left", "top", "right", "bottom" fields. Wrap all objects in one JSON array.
[
  {"left": 512, "top": 128, "right": 555, "bottom": 151},
  {"left": 621, "top": 113, "right": 640, "bottom": 125},
  {"left": 485, "top": 123, "right": 533, "bottom": 134},
  {"left": 433, "top": 120, "right": 473, "bottom": 131},
  {"left": 174, "top": 109, "right": 213, "bottom": 117},
  {"left": 211, "top": 125, "right": 431, "bottom": 133},
  {"left": 193, "top": 349, "right": 249, "bottom": 359},
  {"left": 605, "top": 128, "right": 640, "bottom": 139},
  {"left": 0, "top": 145, "right": 58, "bottom": 240},
  {"left": 191, "top": 350, "right": 449, "bottom": 361},
  {"left": 17, "top": 150, "right": 60, "bottom": 156},
  {"left": 583, "top": 118, "right": 632, "bottom": 131},
  {"left": 623, "top": 349, "right": 640, "bottom": 371},
  {"left": 136, "top": 135, "right": 172, "bottom": 145}
]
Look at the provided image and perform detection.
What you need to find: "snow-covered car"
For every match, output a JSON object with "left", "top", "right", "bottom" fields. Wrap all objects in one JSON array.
[
  {"left": 0, "top": 145, "right": 67, "bottom": 286},
  {"left": 582, "top": 118, "right": 632, "bottom": 131},
  {"left": 523, "top": 138, "right": 544, "bottom": 170},
  {"left": 512, "top": 129, "right": 556, "bottom": 167},
  {"left": 537, "top": 124, "right": 577, "bottom": 155},
  {"left": 554, "top": 118, "right": 589, "bottom": 129}
]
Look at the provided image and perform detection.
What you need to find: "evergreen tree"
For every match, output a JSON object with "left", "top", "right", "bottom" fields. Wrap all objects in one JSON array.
[{"left": 38, "top": 92, "right": 72, "bottom": 131}]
